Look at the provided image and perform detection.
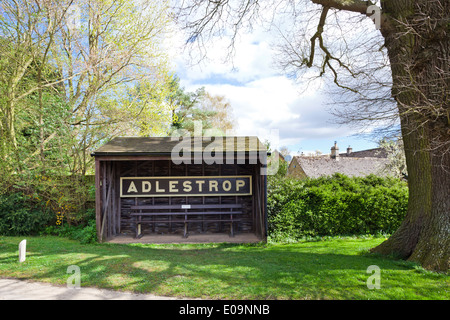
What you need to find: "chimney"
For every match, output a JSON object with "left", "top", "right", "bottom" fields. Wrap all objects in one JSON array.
[
  {"left": 330, "top": 141, "right": 339, "bottom": 159},
  {"left": 347, "top": 145, "right": 352, "bottom": 155}
]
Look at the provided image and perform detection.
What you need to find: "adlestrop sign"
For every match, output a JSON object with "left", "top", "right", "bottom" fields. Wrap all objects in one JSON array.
[{"left": 120, "top": 176, "right": 252, "bottom": 197}]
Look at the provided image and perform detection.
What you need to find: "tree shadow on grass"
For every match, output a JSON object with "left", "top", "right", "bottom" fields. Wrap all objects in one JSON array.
[{"left": 0, "top": 237, "right": 447, "bottom": 299}]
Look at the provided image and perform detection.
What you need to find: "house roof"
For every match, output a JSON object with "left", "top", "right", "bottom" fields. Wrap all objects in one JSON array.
[
  {"left": 290, "top": 156, "right": 391, "bottom": 178},
  {"left": 91, "top": 136, "right": 267, "bottom": 156},
  {"left": 340, "top": 147, "right": 388, "bottom": 158}
]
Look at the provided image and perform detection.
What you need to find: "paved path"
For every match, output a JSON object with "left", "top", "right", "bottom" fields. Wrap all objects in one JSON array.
[{"left": 0, "top": 278, "right": 182, "bottom": 300}]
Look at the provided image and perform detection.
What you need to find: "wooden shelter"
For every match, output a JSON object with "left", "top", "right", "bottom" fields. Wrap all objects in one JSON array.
[{"left": 91, "top": 136, "right": 268, "bottom": 242}]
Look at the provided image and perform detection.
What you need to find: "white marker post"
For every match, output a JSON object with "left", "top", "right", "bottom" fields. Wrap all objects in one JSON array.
[{"left": 19, "top": 240, "right": 26, "bottom": 263}]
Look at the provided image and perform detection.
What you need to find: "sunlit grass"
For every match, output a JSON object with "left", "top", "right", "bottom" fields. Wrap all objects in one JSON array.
[{"left": 0, "top": 236, "right": 448, "bottom": 299}]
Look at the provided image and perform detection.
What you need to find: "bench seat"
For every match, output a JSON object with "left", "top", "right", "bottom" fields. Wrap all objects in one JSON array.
[{"left": 130, "top": 204, "right": 244, "bottom": 238}]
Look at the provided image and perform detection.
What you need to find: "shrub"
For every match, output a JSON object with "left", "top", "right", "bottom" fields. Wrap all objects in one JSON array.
[
  {"left": 0, "top": 177, "right": 95, "bottom": 240},
  {"left": 29, "top": 174, "right": 94, "bottom": 226},
  {"left": 267, "top": 173, "right": 408, "bottom": 241},
  {"left": 42, "top": 208, "right": 97, "bottom": 244},
  {"left": 0, "top": 192, "right": 53, "bottom": 236}
]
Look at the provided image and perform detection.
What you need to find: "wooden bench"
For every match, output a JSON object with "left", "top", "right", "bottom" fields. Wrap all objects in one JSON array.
[{"left": 130, "top": 204, "right": 243, "bottom": 238}]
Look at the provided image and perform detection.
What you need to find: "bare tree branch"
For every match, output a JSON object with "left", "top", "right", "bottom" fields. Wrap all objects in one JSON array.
[{"left": 310, "top": 0, "right": 372, "bottom": 15}]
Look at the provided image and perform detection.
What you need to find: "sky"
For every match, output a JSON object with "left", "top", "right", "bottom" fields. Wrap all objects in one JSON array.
[{"left": 168, "top": 18, "right": 380, "bottom": 157}]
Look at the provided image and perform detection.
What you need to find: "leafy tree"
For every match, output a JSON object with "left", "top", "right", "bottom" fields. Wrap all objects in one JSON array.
[
  {"left": 0, "top": 0, "right": 175, "bottom": 176},
  {"left": 0, "top": 0, "right": 176, "bottom": 228},
  {"left": 168, "top": 76, "right": 236, "bottom": 135},
  {"left": 0, "top": 1, "right": 72, "bottom": 173},
  {"left": 52, "top": 0, "right": 174, "bottom": 174},
  {"left": 199, "top": 92, "right": 236, "bottom": 135}
]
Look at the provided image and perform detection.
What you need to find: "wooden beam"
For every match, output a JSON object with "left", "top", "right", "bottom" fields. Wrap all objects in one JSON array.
[
  {"left": 101, "top": 162, "right": 113, "bottom": 241},
  {"left": 95, "top": 160, "right": 102, "bottom": 242},
  {"left": 96, "top": 156, "right": 172, "bottom": 161},
  {"left": 264, "top": 171, "right": 268, "bottom": 240},
  {"left": 94, "top": 154, "right": 269, "bottom": 163}
]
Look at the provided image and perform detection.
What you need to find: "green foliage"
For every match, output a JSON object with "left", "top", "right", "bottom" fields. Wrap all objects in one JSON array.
[
  {"left": 43, "top": 217, "right": 97, "bottom": 244},
  {"left": 168, "top": 75, "right": 236, "bottom": 135},
  {"left": 31, "top": 175, "right": 94, "bottom": 226},
  {"left": 0, "top": 176, "right": 95, "bottom": 240},
  {"left": 267, "top": 173, "right": 408, "bottom": 242},
  {"left": 168, "top": 76, "right": 212, "bottom": 133},
  {"left": 269, "top": 157, "right": 288, "bottom": 178},
  {"left": 0, "top": 192, "right": 53, "bottom": 236},
  {"left": 0, "top": 0, "right": 176, "bottom": 178}
]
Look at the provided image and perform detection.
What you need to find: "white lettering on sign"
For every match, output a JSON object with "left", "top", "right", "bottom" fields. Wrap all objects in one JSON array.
[
  {"left": 120, "top": 176, "right": 252, "bottom": 197},
  {"left": 236, "top": 180, "right": 245, "bottom": 191},
  {"left": 142, "top": 181, "right": 151, "bottom": 192},
  {"left": 127, "top": 181, "right": 138, "bottom": 193},
  {"left": 183, "top": 181, "right": 192, "bottom": 192},
  {"left": 222, "top": 180, "right": 232, "bottom": 192}
]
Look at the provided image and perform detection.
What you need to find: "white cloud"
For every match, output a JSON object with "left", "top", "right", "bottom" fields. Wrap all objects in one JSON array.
[
  {"left": 200, "top": 76, "right": 349, "bottom": 149},
  {"left": 171, "top": 23, "right": 376, "bottom": 153},
  {"left": 203, "top": 77, "right": 297, "bottom": 126},
  {"left": 173, "top": 26, "right": 279, "bottom": 85}
]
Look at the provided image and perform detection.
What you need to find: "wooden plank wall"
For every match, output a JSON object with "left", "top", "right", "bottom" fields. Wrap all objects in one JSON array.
[{"left": 96, "top": 159, "right": 266, "bottom": 241}]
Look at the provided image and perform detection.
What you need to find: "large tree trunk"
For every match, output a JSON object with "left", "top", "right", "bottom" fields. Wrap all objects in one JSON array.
[
  {"left": 372, "top": 0, "right": 449, "bottom": 272},
  {"left": 407, "top": 0, "right": 450, "bottom": 271},
  {"left": 410, "top": 141, "right": 450, "bottom": 271},
  {"left": 372, "top": 122, "right": 432, "bottom": 259}
]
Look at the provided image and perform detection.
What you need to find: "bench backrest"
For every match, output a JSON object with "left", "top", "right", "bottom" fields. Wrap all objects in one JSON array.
[{"left": 131, "top": 204, "right": 242, "bottom": 210}]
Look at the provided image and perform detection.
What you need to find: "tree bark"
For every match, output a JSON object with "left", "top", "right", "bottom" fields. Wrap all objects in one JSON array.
[
  {"left": 372, "top": 123, "right": 432, "bottom": 259},
  {"left": 371, "top": 0, "right": 449, "bottom": 272},
  {"left": 407, "top": 0, "right": 450, "bottom": 271},
  {"left": 410, "top": 141, "right": 450, "bottom": 271}
]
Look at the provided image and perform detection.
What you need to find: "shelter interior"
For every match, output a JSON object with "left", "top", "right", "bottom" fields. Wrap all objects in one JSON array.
[{"left": 91, "top": 137, "right": 268, "bottom": 243}]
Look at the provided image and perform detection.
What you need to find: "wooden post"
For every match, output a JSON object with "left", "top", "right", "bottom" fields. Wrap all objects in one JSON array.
[
  {"left": 19, "top": 240, "right": 26, "bottom": 263},
  {"left": 116, "top": 162, "right": 121, "bottom": 235},
  {"left": 264, "top": 171, "right": 268, "bottom": 240},
  {"left": 95, "top": 160, "right": 102, "bottom": 242},
  {"left": 101, "top": 162, "right": 113, "bottom": 241}
]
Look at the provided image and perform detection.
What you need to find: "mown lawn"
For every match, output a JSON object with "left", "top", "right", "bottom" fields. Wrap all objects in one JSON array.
[{"left": 0, "top": 236, "right": 448, "bottom": 299}]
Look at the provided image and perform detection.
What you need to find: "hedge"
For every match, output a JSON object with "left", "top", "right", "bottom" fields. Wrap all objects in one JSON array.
[
  {"left": 267, "top": 173, "right": 408, "bottom": 241},
  {"left": 0, "top": 192, "right": 53, "bottom": 236},
  {"left": 0, "top": 183, "right": 96, "bottom": 242}
]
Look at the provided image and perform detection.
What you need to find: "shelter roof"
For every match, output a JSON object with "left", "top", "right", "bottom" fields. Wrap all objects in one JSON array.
[{"left": 91, "top": 136, "right": 267, "bottom": 156}]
